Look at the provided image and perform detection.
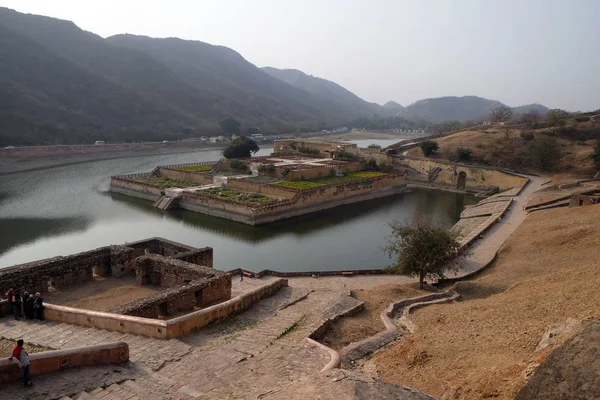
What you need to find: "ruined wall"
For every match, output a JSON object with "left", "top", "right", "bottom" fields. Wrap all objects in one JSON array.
[
  {"left": 135, "top": 254, "right": 222, "bottom": 288},
  {"left": 0, "top": 248, "right": 113, "bottom": 294},
  {"left": 401, "top": 158, "right": 528, "bottom": 192},
  {"left": 158, "top": 167, "right": 213, "bottom": 185},
  {"left": 569, "top": 194, "right": 600, "bottom": 207},
  {"left": 110, "top": 177, "right": 162, "bottom": 201},
  {"left": 173, "top": 248, "right": 213, "bottom": 268}
]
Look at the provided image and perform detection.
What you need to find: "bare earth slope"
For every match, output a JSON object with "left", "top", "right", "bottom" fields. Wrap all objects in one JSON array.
[{"left": 369, "top": 204, "right": 600, "bottom": 399}]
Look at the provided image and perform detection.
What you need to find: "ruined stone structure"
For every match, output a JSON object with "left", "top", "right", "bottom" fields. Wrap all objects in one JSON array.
[
  {"left": 0, "top": 237, "right": 222, "bottom": 317},
  {"left": 569, "top": 194, "right": 600, "bottom": 207}
]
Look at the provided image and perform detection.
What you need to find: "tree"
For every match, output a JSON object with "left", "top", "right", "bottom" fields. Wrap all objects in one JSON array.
[
  {"left": 456, "top": 147, "right": 473, "bottom": 162},
  {"left": 219, "top": 117, "right": 241, "bottom": 134},
  {"left": 223, "top": 136, "right": 259, "bottom": 159},
  {"left": 489, "top": 106, "right": 513, "bottom": 123},
  {"left": 367, "top": 144, "right": 382, "bottom": 149},
  {"left": 590, "top": 140, "right": 600, "bottom": 169},
  {"left": 520, "top": 109, "right": 540, "bottom": 129},
  {"left": 384, "top": 217, "right": 462, "bottom": 289},
  {"left": 531, "top": 136, "right": 561, "bottom": 171},
  {"left": 419, "top": 140, "right": 439, "bottom": 157},
  {"left": 546, "top": 109, "right": 570, "bottom": 127}
]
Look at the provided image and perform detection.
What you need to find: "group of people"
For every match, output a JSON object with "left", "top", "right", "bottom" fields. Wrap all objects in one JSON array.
[{"left": 5, "top": 288, "right": 44, "bottom": 321}]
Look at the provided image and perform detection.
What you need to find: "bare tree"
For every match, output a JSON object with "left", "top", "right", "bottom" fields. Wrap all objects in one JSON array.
[{"left": 489, "top": 106, "right": 513, "bottom": 123}]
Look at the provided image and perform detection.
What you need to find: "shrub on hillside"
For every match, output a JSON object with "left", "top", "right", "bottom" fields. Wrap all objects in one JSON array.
[
  {"left": 298, "top": 146, "right": 320, "bottom": 156},
  {"left": 257, "top": 163, "right": 276, "bottom": 174},
  {"left": 520, "top": 131, "right": 535, "bottom": 142},
  {"left": 531, "top": 136, "right": 561, "bottom": 172},
  {"left": 591, "top": 140, "right": 600, "bottom": 169},
  {"left": 336, "top": 150, "right": 359, "bottom": 161},
  {"left": 419, "top": 140, "right": 439, "bottom": 157},
  {"left": 456, "top": 147, "right": 473, "bottom": 162}
]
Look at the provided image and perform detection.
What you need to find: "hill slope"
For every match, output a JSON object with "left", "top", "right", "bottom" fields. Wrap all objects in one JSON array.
[
  {"left": 261, "top": 67, "right": 385, "bottom": 116},
  {"left": 0, "top": 7, "right": 374, "bottom": 145}
]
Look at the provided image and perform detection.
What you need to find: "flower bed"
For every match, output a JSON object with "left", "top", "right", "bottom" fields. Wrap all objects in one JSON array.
[
  {"left": 196, "top": 188, "right": 279, "bottom": 206},
  {"left": 132, "top": 176, "right": 198, "bottom": 189},
  {"left": 175, "top": 164, "right": 215, "bottom": 173}
]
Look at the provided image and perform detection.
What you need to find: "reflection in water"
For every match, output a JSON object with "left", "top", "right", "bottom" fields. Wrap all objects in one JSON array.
[
  {"left": 0, "top": 217, "right": 90, "bottom": 257},
  {"left": 0, "top": 142, "right": 476, "bottom": 271}
]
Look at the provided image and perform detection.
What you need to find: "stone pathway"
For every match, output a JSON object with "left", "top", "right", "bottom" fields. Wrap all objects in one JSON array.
[{"left": 1, "top": 286, "right": 362, "bottom": 399}]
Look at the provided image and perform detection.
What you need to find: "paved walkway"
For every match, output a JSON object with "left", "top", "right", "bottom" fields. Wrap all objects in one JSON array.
[{"left": 1, "top": 286, "right": 362, "bottom": 399}]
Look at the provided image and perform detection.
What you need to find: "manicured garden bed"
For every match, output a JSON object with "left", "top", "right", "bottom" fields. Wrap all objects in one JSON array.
[
  {"left": 273, "top": 181, "right": 325, "bottom": 189},
  {"left": 196, "top": 187, "right": 279, "bottom": 206},
  {"left": 175, "top": 164, "right": 215, "bottom": 172},
  {"left": 274, "top": 171, "right": 389, "bottom": 189},
  {"left": 132, "top": 176, "right": 198, "bottom": 189}
]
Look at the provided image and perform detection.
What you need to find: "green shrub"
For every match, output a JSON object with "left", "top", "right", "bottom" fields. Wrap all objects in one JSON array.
[
  {"left": 196, "top": 187, "right": 277, "bottom": 206},
  {"left": 591, "top": 140, "right": 600, "bottom": 168},
  {"left": 274, "top": 181, "right": 325, "bottom": 189},
  {"left": 520, "top": 132, "right": 534, "bottom": 141},
  {"left": 365, "top": 158, "right": 379, "bottom": 170},
  {"left": 419, "top": 140, "right": 439, "bottom": 157},
  {"left": 229, "top": 159, "right": 248, "bottom": 170},
  {"left": 298, "top": 146, "right": 320, "bottom": 156},
  {"left": 257, "top": 163, "right": 277, "bottom": 174},
  {"left": 336, "top": 150, "right": 359, "bottom": 161},
  {"left": 378, "top": 162, "right": 395, "bottom": 172},
  {"left": 367, "top": 144, "right": 382, "bottom": 149},
  {"left": 531, "top": 136, "right": 561, "bottom": 171},
  {"left": 223, "top": 136, "right": 259, "bottom": 159},
  {"left": 177, "top": 164, "right": 215, "bottom": 172},
  {"left": 456, "top": 147, "right": 473, "bottom": 162},
  {"left": 133, "top": 176, "right": 196, "bottom": 189}
]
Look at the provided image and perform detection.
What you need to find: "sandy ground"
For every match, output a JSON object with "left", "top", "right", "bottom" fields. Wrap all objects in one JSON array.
[
  {"left": 47, "top": 276, "right": 159, "bottom": 311},
  {"left": 364, "top": 204, "right": 600, "bottom": 399},
  {"left": 320, "top": 283, "right": 426, "bottom": 350}
]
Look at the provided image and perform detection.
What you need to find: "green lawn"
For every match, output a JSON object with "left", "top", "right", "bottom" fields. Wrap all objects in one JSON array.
[
  {"left": 132, "top": 176, "right": 197, "bottom": 189},
  {"left": 273, "top": 181, "right": 325, "bottom": 189},
  {"left": 196, "top": 187, "right": 279, "bottom": 206},
  {"left": 175, "top": 164, "right": 215, "bottom": 173},
  {"left": 274, "top": 171, "right": 388, "bottom": 190}
]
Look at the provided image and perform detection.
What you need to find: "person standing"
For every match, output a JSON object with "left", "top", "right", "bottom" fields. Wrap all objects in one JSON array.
[
  {"left": 8, "top": 339, "right": 33, "bottom": 386},
  {"left": 34, "top": 292, "right": 44, "bottom": 320},
  {"left": 5, "top": 288, "right": 16, "bottom": 319},
  {"left": 14, "top": 290, "right": 22, "bottom": 320},
  {"left": 25, "top": 294, "right": 35, "bottom": 320}
]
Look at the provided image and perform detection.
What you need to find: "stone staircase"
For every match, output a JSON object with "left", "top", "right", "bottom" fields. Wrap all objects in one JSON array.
[
  {"left": 152, "top": 196, "right": 175, "bottom": 210},
  {"left": 427, "top": 167, "right": 442, "bottom": 183}
]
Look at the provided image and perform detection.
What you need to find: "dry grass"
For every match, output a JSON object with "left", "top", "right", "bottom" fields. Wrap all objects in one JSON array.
[
  {"left": 368, "top": 204, "right": 600, "bottom": 399},
  {"left": 407, "top": 128, "right": 596, "bottom": 178},
  {"left": 0, "top": 338, "right": 51, "bottom": 356},
  {"left": 319, "top": 284, "right": 426, "bottom": 350}
]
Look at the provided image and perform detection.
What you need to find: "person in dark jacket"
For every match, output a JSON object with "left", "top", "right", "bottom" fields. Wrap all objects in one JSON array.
[
  {"left": 25, "top": 294, "right": 35, "bottom": 320},
  {"left": 34, "top": 292, "right": 44, "bottom": 321},
  {"left": 14, "top": 290, "right": 22, "bottom": 319}
]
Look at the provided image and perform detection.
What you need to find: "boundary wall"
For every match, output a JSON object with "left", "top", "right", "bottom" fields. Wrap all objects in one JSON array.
[
  {"left": 0, "top": 342, "right": 129, "bottom": 384},
  {"left": 39, "top": 278, "right": 287, "bottom": 339}
]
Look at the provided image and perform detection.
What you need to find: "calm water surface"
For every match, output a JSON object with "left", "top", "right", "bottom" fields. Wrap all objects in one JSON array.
[{"left": 0, "top": 141, "right": 476, "bottom": 271}]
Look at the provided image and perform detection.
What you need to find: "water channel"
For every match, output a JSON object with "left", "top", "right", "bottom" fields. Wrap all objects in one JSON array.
[{"left": 0, "top": 140, "right": 476, "bottom": 272}]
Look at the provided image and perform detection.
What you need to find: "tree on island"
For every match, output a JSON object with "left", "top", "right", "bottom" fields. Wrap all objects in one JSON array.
[
  {"left": 489, "top": 106, "right": 513, "bottom": 123},
  {"left": 223, "top": 136, "right": 260, "bottom": 159},
  {"left": 219, "top": 117, "right": 241, "bottom": 135},
  {"left": 419, "top": 140, "right": 439, "bottom": 157},
  {"left": 383, "top": 217, "right": 463, "bottom": 289}
]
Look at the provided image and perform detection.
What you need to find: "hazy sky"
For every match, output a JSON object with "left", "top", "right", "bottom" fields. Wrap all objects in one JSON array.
[{"left": 2, "top": 0, "right": 599, "bottom": 111}]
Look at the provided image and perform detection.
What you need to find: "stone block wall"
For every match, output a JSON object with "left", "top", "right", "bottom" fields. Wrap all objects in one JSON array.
[
  {"left": 227, "top": 178, "right": 297, "bottom": 199},
  {"left": 173, "top": 247, "right": 213, "bottom": 268},
  {"left": 158, "top": 167, "right": 213, "bottom": 185},
  {"left": 109, "top": 177, "right": 163, "bottom": 201},
  {"left": 569, "top": 194, "right": 600, "bottom": 207},
  {"left": 135, "top": 254, "right": 223, "bottom": 288}
]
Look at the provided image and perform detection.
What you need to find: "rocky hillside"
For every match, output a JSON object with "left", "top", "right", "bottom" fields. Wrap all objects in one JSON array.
[
  {"left": 402, "top": 96, "right": 549, "bottom": 123},
  {"left": 0, "top": 7, "right": 376, "bottom": 145}
]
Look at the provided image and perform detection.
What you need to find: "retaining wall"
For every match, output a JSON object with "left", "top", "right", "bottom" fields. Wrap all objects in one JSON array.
[
  {"left": 158, "top": 167, "right": 213, "bottom": 185},
  {"left": 227, "top": 178, "right": 297, "bottom": 199},
  {"left": 0, "top": 342, "right": 129, "bottom": 384},
  {"left": 110, "top": 177, "right": 162, "bottom": 201},
  {"left": 401, "top": 158, "right": 528, "bottom": 192},
  {"left": 165, "top": 278, "right": 288, "bottom": 338}
]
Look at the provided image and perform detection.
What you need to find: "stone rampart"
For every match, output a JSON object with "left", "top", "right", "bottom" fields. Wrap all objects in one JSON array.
[
  {"left": 401, "top": 157, "right": 528, "bottom": 192},
  {"left": 0, "top": 342, "right": 129, "bottom": 384},
  {"left": 134, "top": 254, "right": 223, "bottom": 287},
  {"left": 110, "top": 176, "right": 162, "bottom": 201}
]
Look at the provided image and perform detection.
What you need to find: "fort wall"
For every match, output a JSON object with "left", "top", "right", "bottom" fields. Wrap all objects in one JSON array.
[
  {"left": 401, "top": 157, "right": 528, "bottom": 192},
  {"left": 110, "top": 176, "right": 162, "bottom": 201},
  {"left": 158, "top": 167, "right": 213, "bottom": 185}
]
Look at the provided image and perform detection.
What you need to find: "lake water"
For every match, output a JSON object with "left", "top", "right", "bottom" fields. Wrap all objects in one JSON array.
[{"left": 0, "top": 140, "right": 476, "bottom": 272}]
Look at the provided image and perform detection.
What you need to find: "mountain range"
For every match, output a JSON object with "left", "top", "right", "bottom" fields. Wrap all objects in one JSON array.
[{"left": 0, "top": 7, "right": 550, "bottom": 145}]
